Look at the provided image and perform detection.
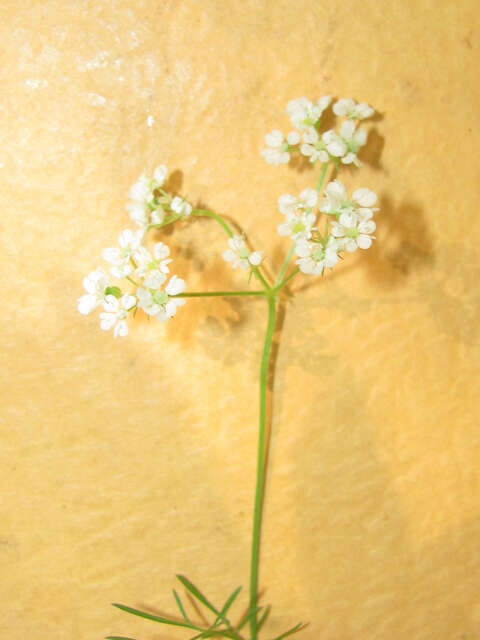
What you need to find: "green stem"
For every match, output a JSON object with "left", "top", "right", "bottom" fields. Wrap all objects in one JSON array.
[
  {"left": 274, "top": 267, "right": 300, "bottom": 292},
  {"left": 193, "top": 209, "right": 234, "bottom": 237},
  {"left": 274, "top": 243, "right": 295, "bottom": 288},
  {"left": 251, "top": 266, "right": 272, "bottom": 292},
  {"left": 126, "top": 275, "right": 140, "bottom": 287},
  {"left": 170, "top": 290, "right": 266, "bottom": 298},
  {"left": 315, "top": 162, "right": 328, "bottom": 192},
  {"left": 249, "top": 295, "right": 277, "bottom": 640}
]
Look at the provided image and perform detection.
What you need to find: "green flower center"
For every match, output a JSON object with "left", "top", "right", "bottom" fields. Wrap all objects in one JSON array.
[
  {"left": 152, "top": 290, "right": 169, "bottom": 305},
  {"left": 238, "top": 248, "right": 250, "bottom": 259},
  {"left": 292, "top": 222, "right": 305, "bottom": 233},
  {"left": 345, "top": 227, "right": 358, "bottom": 238}
]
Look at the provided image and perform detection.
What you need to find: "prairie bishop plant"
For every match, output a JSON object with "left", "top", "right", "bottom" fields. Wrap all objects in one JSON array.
[{"left": 78, "top": 95, "right": 378, "bottom": 640}]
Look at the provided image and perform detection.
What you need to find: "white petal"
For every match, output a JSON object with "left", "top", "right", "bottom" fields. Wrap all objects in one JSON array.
[
  {"left": 164, "top": 300, "right": 178, "bottom": 317},
  {"left": 326, "top": 139, "right": 347, "bottom": 157},
  {"left": 102, "top": 247, "right": 122, "bottom": 264},
  {"left": 295, "top": 239, "right": 313, "bottom": 258},
  {"left": 353, "top": 188, "right": 377, "bottom": 207},
  {"left": 222, "top": 249, "right": 236, "bottom": 263},
  {"left": 355, "top": 103, "right": 374, "bottom": 119},
  {"left": 340, "top": 120, "right": 355, "bottom": 139},
  {"left": 317, "top": 95, "right": 331, "bottom": 111},
  {"left": 103, "top": 295, "right": 119, "bottom": 313},
  {"left": 100, "top": 312, "right": 116, "bottom": 330},
  {"left": 121, "top": 294, "right": 137, "bottom": 310},
  {"left": 303, "top": 129, "right": 319, "bottom": 144},
  {"left": 248, "top": 251, "right": 262, "bottom": 266},
  {"left": 333, "top": 98, "right": 355, "bottom": 116},
  {"left": 153, "top": 242, "right": 170, "bottom": 260},
  {"left": 78, "top": 294, "right": 97, "bottom": 315},
  {"left": 144, "top": 270, "right": 167, "bottom": 289},
  {"left": 286, "top": 131, "right": 300, "bottom": 145},
  {"left": 300, "top": 188, "right": 318, "bottom": 208},
  {"left": 278, "top": 193, "right": 297, "bottom": 215},
  {"left": 265, "top": 129, "right": 284, "bottom": 147},
  {"left": 165, "top": 275, "right": 186, "bottom": 296},
  {"left": 357, "top": 235, "right": 373, "bottom": 249},
  {"left": 277, "top": 222, "right": 292, "bottom": 236},
  {"left": 354, "top": 128, "right": 367, "bottom": 145},
  {"left": 300, "top": 143, "right": 314, "bottom": 157},
  {"left": 114, "top": 320, "right": 129, "bottom": 337},
  {"left": 153, "top": 165, "right": 167, "bottom": 184},
  {"left": 326, "top": 179, "right": 347, "bottom": 201}
]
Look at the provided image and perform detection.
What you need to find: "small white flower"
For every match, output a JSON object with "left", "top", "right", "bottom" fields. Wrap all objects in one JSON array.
[
  {"left": 134, "top": 243, "right": 172, "bottom": 280},
  {"left": 77, "top": 267, "right": 110, "bottom": 315},
  {"left": 320, "top": 180, "right": 378, "bottom": 251},
  {"left": 338, "top": 120, "right": 367, "bottom": 166},
  {"left": 137, "top": 275, "right": 186, "bottom": 322},
  {"left": 333, "top": 98, "right": 374, "bottom": 120},
  {"left": 320, "top": 179, "right": 350, "bottom": 214},
  {"left": 171, "top": 196, "right": 192, "bottom": 216},
  {"left": 295, "top": 237, "right": 340, "bottom": 274},
  {"left": 261, "top": 130, "right": 291, "bottom": 165},
  {"left": 321, "top": 130, "right": 347, "bottom": 158},
  {"left": 299, "top": 129, "right": 330, "bottom": 163},
  {"left": 331, "top": 207, "right": 376, "bottom": 252},
  {"left": 153, "top": 164, "right": 168, "bottom": 185},
  {"left": 127, "top": 165, "right": 169, "bottom": 228},
  {"left": 99, "top": 293, "right": 136, "bottom": 338},
  {"left": 277, "top": 188, "right": 318, "bottom": 240},
  {"left": 320, "top": 180, "right": 377, "bottom": 216},
  {"left": 103, "top": 229, "right": 143, "bottom": 278},
  {"left": 286, "top": 96, "right": 331, "bottom": 130},
  {"left": 222, "top": 235, "right": 263, "bottom": 270},
  {"left": 278, "top": 187, "right": 318, "bottom": 215}
]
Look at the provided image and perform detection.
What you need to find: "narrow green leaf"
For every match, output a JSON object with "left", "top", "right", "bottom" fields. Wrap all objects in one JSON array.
[
  {"left": 210, "top": 586, "right": 242, "bottom": 629},
  {"left": 257, "top": 604, "right": 271, "bottom": 630},
  {"left": 236, "top": 605, "right": 261, "bottom": 631},
  {"left": 221, "top": 586, "right": 242, "bottom": 616},
  {"left": 176, "top": 575, "right": 219, "bottom": 616},
  {"left": 189, "top": 629, "right": 238, "bottom": 640},
  {"left": 112, "top": 603, "right": 194, "bottom": 629},
  {"left": 270, "top": 622, "right": 304, "bottom": 640},
  {"left": 105, "top": 636, "right": 137, "bottom": 640},
  {"left": 173, "top": 588, "right": 193, "bottom": 625}
]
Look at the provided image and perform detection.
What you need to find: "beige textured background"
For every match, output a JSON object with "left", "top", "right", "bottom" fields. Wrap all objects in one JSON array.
[{"left": 1, "top": 1, "right": 479, "bottom": 639}]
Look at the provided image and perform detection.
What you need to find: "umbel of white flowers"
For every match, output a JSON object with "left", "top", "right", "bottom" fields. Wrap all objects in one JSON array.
[{"left": 78, "top": 96, "right": 378, "bottom": 336}]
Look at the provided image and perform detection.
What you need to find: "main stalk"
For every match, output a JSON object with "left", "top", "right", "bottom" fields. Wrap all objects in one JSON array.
[{"left": 249, "top": 294, "right": 277, "bottom": 640}]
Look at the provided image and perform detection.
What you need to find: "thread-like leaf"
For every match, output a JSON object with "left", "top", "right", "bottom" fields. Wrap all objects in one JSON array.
[
  {"left": 236, "top": 605, "right": 262, "bottom": 631},
  {"left": 176, "top": 575, "right": 219, "bottom": 616},
  {"left": 211, "top": 585, "right": 242, "bottom": 629},
  {"left": 257, "top": 604, "right": 271, "bottom": 630},
  {"left": 270, "top": 622, "right": 304, "bottom": 640},
  {"left": 105, "top": 636, "right": 137, "bottom": 640},
  {"left": 188, "top": 628, "right": 238, "bottom": 640},
  {"left": 112, "top": 603, "right": 194, "bottom": 629},
  {"left": 219, "top": 586, "right": 242, "bottom": 618},
  {"left": 173, "top": 589, "right": 193, "bottom": 625}
]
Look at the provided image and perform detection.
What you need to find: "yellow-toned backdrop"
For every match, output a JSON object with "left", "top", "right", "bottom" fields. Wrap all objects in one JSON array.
[{"left": 1, "top": 1, "right": 479, "bottom": 639}]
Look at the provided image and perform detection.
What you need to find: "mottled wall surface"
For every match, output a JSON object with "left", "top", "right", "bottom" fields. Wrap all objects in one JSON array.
[{"left": 1, "top": 1, "right": 479, "bottom": 639}]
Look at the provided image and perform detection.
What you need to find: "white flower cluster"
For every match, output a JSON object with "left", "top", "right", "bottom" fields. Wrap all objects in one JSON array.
[
  {"left": 262, "top": 95, "right": 379, "bottom": 277},
  {"left": 78, "top": 166, "right": 187, "bottom": 337},
  {"left": 261, "top": 96, "right": 374, "bottom": 168},
  {"left": 127, "top": 165, "right": 193, "bottom": 230},
  {"left": 275, "top": 179, "right": 378, "bottom": 275}
]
